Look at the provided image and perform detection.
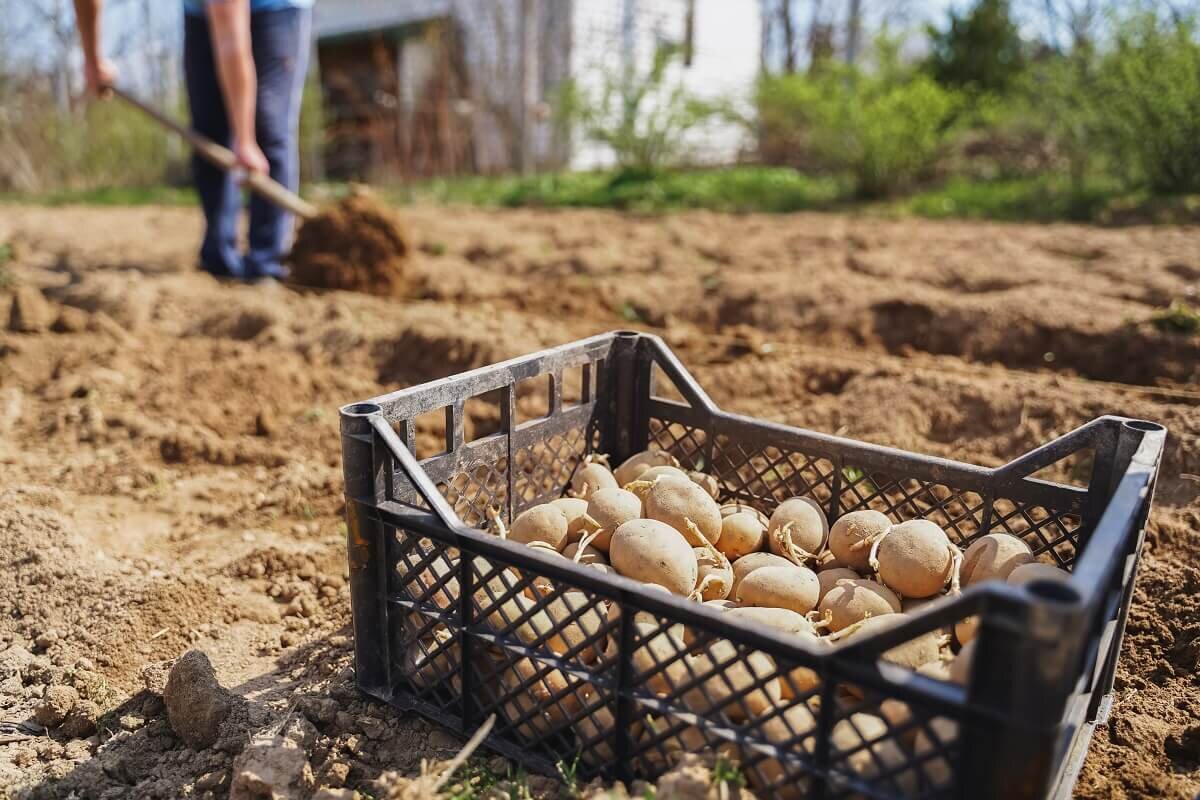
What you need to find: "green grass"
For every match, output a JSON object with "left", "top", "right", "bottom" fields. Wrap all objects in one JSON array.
[
  {"left": 0, "top": 184, "right": 197, "bottom": 207},
  {"left": 386, "top": 166, "right": 845, "bottom": 214},
  {"left": 4, "top": 168, "right": 1198, "bottom": 225}
]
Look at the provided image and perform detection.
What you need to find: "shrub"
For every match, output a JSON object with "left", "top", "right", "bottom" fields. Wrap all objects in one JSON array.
[
  {"left": 1095, "top": 14, "right": 1200, "bottom": 194},
  {"left": 759, "top": 43, "right": 961, "bottom": 198},
  {"left": 926, "top": 0, "right": 1026, "bottom": 93}
]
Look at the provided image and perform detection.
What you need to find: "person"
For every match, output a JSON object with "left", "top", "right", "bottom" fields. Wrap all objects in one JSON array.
[{"left": 74, "top": 0, "right": 313, "bottom": 282}]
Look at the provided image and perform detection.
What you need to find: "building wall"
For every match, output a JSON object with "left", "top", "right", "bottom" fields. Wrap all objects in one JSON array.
[{"left": 313, "top": 0, "right": 759, "bottom": 175}]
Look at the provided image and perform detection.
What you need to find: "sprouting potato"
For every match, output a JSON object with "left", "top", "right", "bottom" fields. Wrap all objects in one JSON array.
[
  {"left": 949, "top": 639, "right": 975, "bottom": 685},
  {"left": 737, "top": 564, "right": 821, "bottom": 615},
  {"left": 563, "top": 540, "right": 607, "bottom": 566},
  {"left": 730, "top": 551, "right": 795, "bottom": 598},
  {"left": 678, "top": 639, "right": 781, "bottom": 723},
  {"left": 694, "top": 546, "right": 733, "bottom": 601},
  {"left": 642, "top": 477, "right": 723, "bottom": 547},
  {"left": 831, "top": 713, "right": 915, "bottom": 794},
  {"left": 816, "top": 567, "right": 862, "bottom": 603},
  {"left": 550, "top": 497, "right": 591, "bottom": 542},
  {"left": 570, "top": 460, "right": 619, "bottom": 500},
  {"left": 508, "top": 504, "right": 569, "bottom": 551},
  {"left": 720, "top": 503, "right": 768, "bottom": 523},
  {"left": 828, "top": 509, "right": 892, "bottom": 572},
  {"left": 767, "top": 497, "right": 829, "bottom": 565},
  {"left": 962, "top": 533, "right": 1035, "bottom": 586},
  {"left": 837, "top": 613, "right": 942, "bottom": 672},
  {"left": 818, "top": 578, "right": 901, "bottom": 632},
  {"left": 745, "top": 702, "right": 819, "bottom": 799},
  {"left": 613, "top": 449, "right": 680, "bottom": 487},
  {"left": 609, "top": 518, "right": 699, "bottom": 596},
  {"left": 605, "top": 620, "right": 690, "bottom": 695},
  {"left": 719, "top": 511, "right": 768, "bottom": 560},
  {"left": 580, "top": 487, "right": 643, "bottom": 552},
  {"left": 873, "top": 519, "right": 958, "bottom": 599}
]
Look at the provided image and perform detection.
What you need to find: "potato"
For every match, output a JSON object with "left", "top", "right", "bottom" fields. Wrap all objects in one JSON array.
[
  {"left": 630, "top": 464, "right": 691, "bottom": 488},
  {"left": 571, "top": 685, "right": 631, "bottom": 767},
  {"left": 730, "top": 551, "right": 795, "bottom": 598},
  {"left": 720, "top": 503, "right": 768, "bottom": 523},
  {"left": 399, "top": 628, "right": 461, "bottom": 694},
  {"left": 606, "top": 620, "right": 690, "bottom": 694},
  {"left": 839, "top": 613, "right": 942, "bottom": 672},
  {"left": 581, "top": 488, "right": 643, "bottom": 552},
  {"left": 831, "top": 713, "right": 915, "bottom": 794},
  {"left": 949, "top": 639, "right": 975, "bottom": 685},
  {"left": 694, "top": 547, "right": 733, "bottom": 601},
  {"left": 550, "top": 497, "right": 591, "bottom": 542},
  {"left": 563, "top": 540, "right": 607, "bottom": 566},
  {"left": 879, "top": 661, "right": 953, "bottom": 746},
  {"left": 496, "top": 656, "right": 574, "bottom": 739},
  {"left": 607, "top": 583, "right": 673, "bottom": 630},
  {"left": 508, "top": 504, "right": 569, "bottom": 551},
  {"left": 817, "top": 567, "right": 861, "bottom": 603},
  {"left": 613, "top": 449, "right": 680, "bottom": 486},
  {"left": 570, "top": 460, "right": 618, "bottom": 500},
  {"left": 913, "top": 717, "right": 958, "bottom": 789},
  {"left": 828, "top": 509, "right": 892, "bottom": 572},
  {"left": 737, "top": 565, "right": 821, "bottom": 615},
  {"left": 536, "top": 589, "right": 608, "bottom": 663},
  {"left": 636, "top": 713, "right": 712, "bottom": 775},
  {"left": 687, "top": 470, "right": 721, "bottom": 500},
  {"left": 724, "top": 605, "right": 822, "bottom": 637},
  {"left": 747, "top": 702, "right": 819, "bottom": 799},
  {"left": 767, "top": 497, "right": 828, "bottom": 565},
  {"left": 818, "top": 578, "right": 901, "bottom": 632},
  {"left": 874, "top": 519, "right": 956, "bottom": 599},
  {"left": 962, "top": 533, "right": 1035, "bottom": 586},
  {"left": 955, "top": 615, "right": 978, "bottom": 646},
  {"left": 678, "top": 639, "right": 781, "bottom": 722},
  {"left": 1008, "top": 561, "right": 1070, "bottom": 587},
  {"left": 609, "top": 518, "right": 699, "bottom": 596},
  {"left": 643, "top": 478, "right": 723, "bottom": 547},
  {"left": 704, "top": 598, "right": 737, "bottom": 611},
  {"left": 719, "top": 511, "right": 768, "bottom": 560}
]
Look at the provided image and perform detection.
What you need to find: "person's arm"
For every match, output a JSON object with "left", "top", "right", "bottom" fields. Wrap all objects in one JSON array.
[
  {"left": 73, "top": 0, "right": 117, "bottom": 97},
  {"left": 205, "top": 0, "right": 269, "bottom": 174}
]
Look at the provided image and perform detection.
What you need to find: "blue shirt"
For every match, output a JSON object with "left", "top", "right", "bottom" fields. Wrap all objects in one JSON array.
[{"left": 184, "top": 0, "right": 313, "bottom": 15}]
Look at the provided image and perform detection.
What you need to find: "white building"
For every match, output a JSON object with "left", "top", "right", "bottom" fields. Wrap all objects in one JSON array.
[{"left": 312, "top": 0, "right": 762, "bottom": 178}]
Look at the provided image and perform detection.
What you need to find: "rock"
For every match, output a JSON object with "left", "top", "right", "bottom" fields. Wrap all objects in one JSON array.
[
  {"left": 141, "top": 659, "right": 173, "bottom": 695},
  {"left": 60, "top": 699, "right": 100, "bottom": 738},
  {"left": 312, "top": 790, "right": 357, "bottom": 800},
  {"left": 320, "top": 760, "right": 350, "bottom": 788},
  {"left": 163, "top": 650, "right": 233, "bottom": 748},
  {"left": 230, "top": 727, "right": 315, "bottom": 800},
  {"left": 297, "top": 696, "right": 339, "bottom": 725},
  {"left": 655, "top": 753, "right": 713, "bottom": 800},
  {"left": 34, "top": 629, "right": 59, "bottom": 650},
  {"left": 8, "top": 285, "right": 52, "bottom": 332},
  {"left": 34, "top": 684, "right": 79, "bottom": 728},
  {"left": 52, "top": 306, "right": 90, "bottom": 333},
  {"left": 255, "top": 409, "right": 277, "bottom": 437},
  {"left": 0, "top": 644, "right": 34, "bottom": 680}
]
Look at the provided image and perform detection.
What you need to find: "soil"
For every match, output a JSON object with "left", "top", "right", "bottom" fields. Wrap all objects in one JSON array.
[
  {"left": 288, "top": 193, "right": 412, "bottom": 296},
  {"left": 0, "top": 203, "right": 1197, "bottom": 799}
]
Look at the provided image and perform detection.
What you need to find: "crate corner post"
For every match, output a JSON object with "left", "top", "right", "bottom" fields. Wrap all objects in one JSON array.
[{"left": 340, "top": 402, "right": 393, "bottom": 700}]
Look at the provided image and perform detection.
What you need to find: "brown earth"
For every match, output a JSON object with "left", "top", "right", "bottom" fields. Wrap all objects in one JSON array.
[
  {"left": 0, "top": 204, "right": 1197, "bottom": 799},
  {"left": 288, "top": 193, "right": 412, "bottom": 296}
]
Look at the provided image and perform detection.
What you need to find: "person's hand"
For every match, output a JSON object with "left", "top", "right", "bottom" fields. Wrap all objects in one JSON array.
[
  {"left": 83, "top": 57, "right": 118, "bottom": 99},
  {"left": 231, "top": 138, "right": 270, "bottom": 180}
]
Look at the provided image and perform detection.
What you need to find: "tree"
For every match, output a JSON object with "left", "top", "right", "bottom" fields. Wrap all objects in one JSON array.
[{"left": 927, "top": 0, "right": 1025, "bottom": 92}]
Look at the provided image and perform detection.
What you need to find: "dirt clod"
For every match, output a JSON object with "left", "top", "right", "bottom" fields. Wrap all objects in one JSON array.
[
  {"left": 60, "top": 698, "right": 100, "bottom": 738},
  {"left": 34, "top": 684, "right": 78, "bottom": 728},
  {"left": 163, "top": 650, "right": 234, "bottom": 749},
  {"left": 288, "top": 192, "right": 412, "bottom": 297},
  {"left": 230, "top": 718, "right": 316, "bottom": 800},
  {"left": 8, "top": 285, "right": 52, "bottom": 332}
]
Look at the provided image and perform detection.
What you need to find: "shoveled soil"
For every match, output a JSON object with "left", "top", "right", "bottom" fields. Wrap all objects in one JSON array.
[
  {"left": 288, "top": 192, "right": 412, "bottom": 296},
  {"left": 0, "top": 203, "right": 1196, "bottom": 799}
]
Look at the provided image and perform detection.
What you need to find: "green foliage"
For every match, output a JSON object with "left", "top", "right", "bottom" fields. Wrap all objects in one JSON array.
[
  {"left": 1151, "top": 300, "right": 1200, "bottom": 335},
  {"left": 558, "top": 46, "right": 718, "bottom": 170},
  {"left": 927, "top": 0, "right": 1026, "bottom": 92},
  {"left": 759, "top": 40, "right": 962, "bottom": 198},
  {"left": 1094, "top": 14, "right": 1200, "bottom": 193}
]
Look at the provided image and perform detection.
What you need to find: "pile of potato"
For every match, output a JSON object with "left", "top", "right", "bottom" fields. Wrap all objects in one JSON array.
[{"left": 406, "top": 448, "right": 1072, "bottom": 794}]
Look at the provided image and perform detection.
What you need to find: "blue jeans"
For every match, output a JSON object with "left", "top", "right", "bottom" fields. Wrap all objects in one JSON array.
[{"left": 183, "top": 8, "right": 311, "bottom": 279}]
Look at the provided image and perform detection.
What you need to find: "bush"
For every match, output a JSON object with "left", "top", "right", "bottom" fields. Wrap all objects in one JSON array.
[
  {"left": 558, "top": 46, "right": 718, "bottom": 171},
  {"left": 759, "top": 43, "right": 961, "bottom": 198},
  {"left": 926, "top": 0, "right": 1026, "bottom": 93},
  {"left": 1095, "top": 14, "right": 1200, "bottom": 194}
]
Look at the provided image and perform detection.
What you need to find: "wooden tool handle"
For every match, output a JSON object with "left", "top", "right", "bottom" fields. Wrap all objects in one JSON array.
[{"left": 111, "top": 86, "right": 318, "bottom": 220}]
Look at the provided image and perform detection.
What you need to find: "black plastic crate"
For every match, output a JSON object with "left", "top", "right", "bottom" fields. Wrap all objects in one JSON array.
[{"left": 338, "top": 331, "right": 1165, "bottom": 799}]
